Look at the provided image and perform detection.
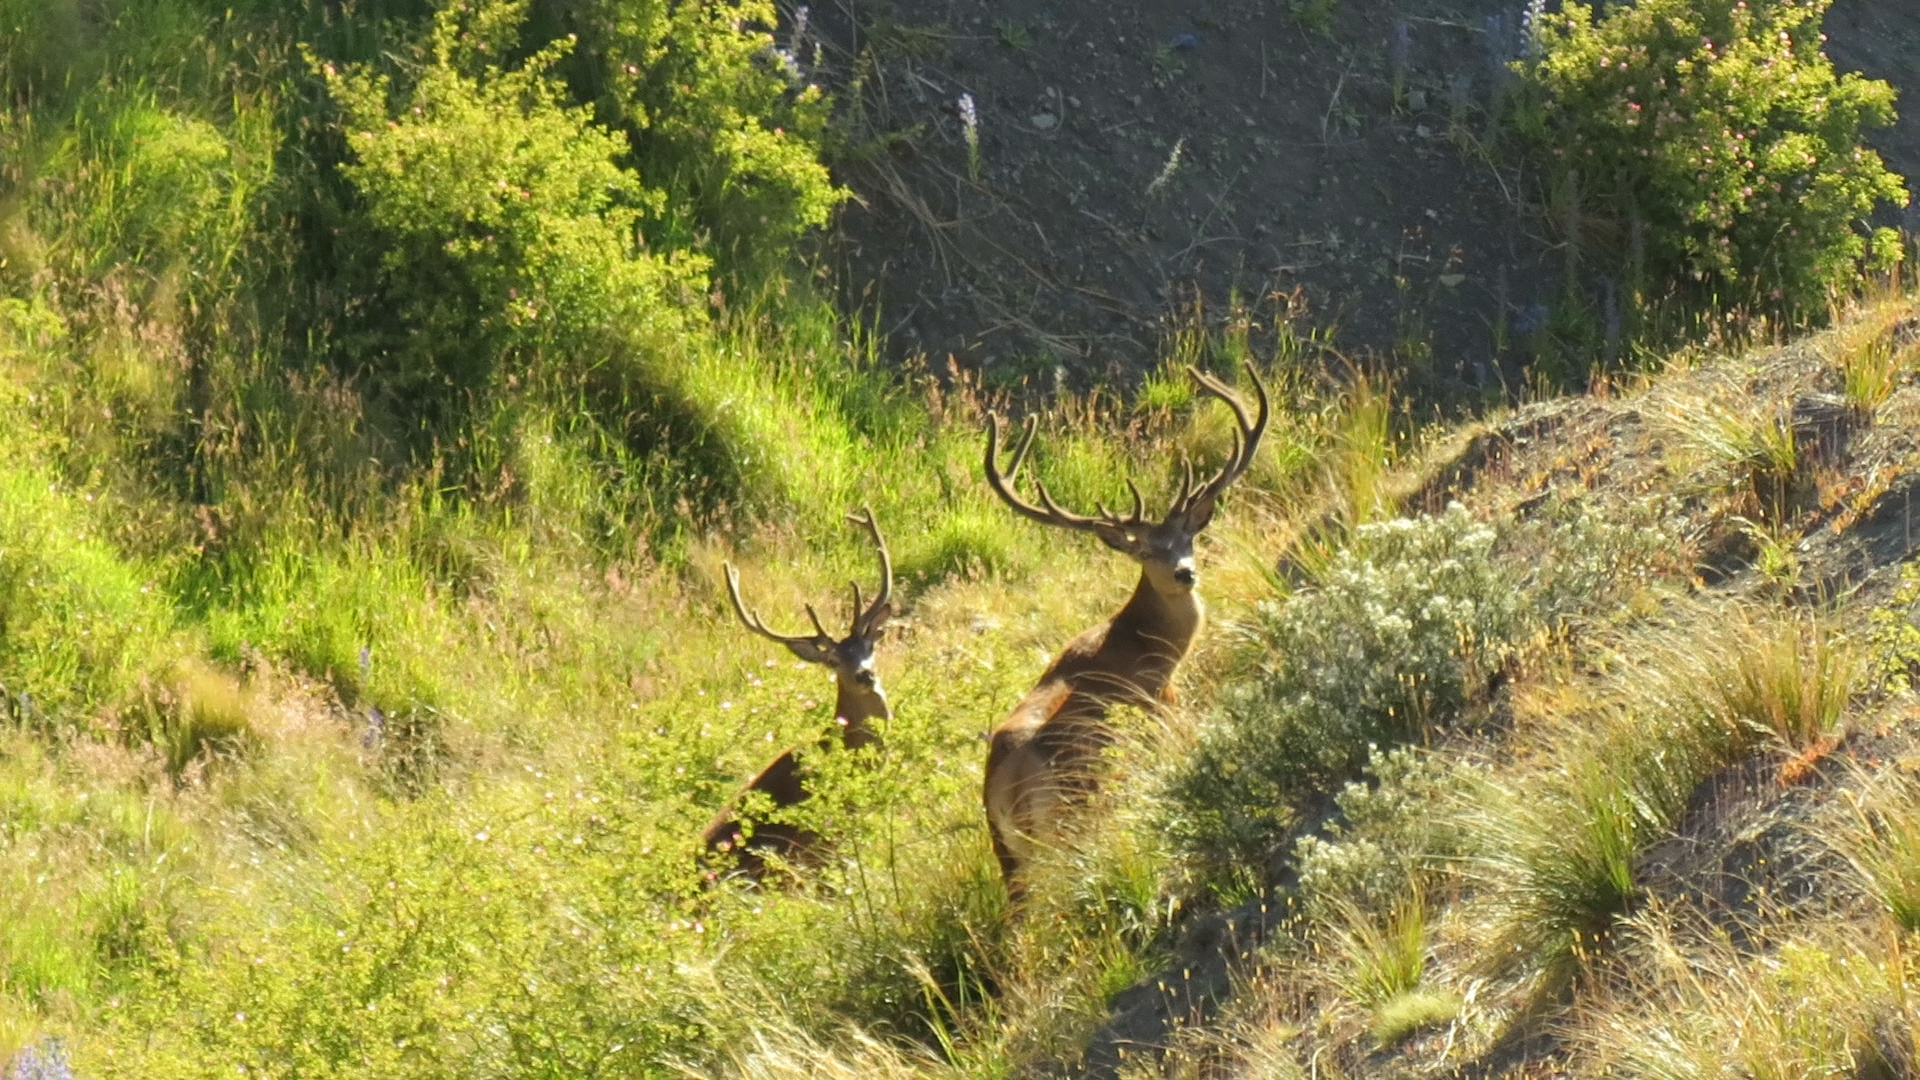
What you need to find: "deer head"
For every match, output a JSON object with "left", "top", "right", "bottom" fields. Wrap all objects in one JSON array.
[
  {"left": 723, "top": 508, "right": 895, "bottom": 737},
  {"left": 984, "top": 363, "right": 1268, "bottom": 598}
]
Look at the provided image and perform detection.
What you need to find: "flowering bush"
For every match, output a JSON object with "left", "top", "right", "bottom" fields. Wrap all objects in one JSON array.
[
  {"left": 1511, "top": 0, "right": 1906, "bottom": 318},
  {"left": 1293, "top": 746, "right": 1462, "bottom": 915},
  {"left": 1166, "top": 504, "right": 1528, "bottom": 870}
]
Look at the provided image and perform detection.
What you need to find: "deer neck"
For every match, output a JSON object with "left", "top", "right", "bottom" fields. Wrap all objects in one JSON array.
[
  {"left": 829, "top": 679, "right": 889, "bottom": 752},
  {"left": 1115, "top": 572, "right": 1205, "bottom": 660}
]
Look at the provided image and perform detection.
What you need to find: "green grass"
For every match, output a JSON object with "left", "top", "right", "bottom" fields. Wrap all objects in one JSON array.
[
  {"left": 1369, "top": 988, "right": 1460, "bottom": 1048},
  {"left": 1324, "top": 889, "right": 1430, "bottom": 1011},
  {"left": 5, "top": 2, "right": 1920, "bottom": 1077}
]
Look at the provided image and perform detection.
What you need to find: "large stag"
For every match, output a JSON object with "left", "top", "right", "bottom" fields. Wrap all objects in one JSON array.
[
  {"left": 982, "top": 364, "right": 1268, "bottom": 897},
  {"left": 700, "top": 508, "right": 894, "bottom": 880}
]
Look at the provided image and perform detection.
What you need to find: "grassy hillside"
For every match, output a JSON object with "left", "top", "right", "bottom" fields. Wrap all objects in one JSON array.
[{"left": 4, "top": 1, "right": 1920, "bottom": 1078}]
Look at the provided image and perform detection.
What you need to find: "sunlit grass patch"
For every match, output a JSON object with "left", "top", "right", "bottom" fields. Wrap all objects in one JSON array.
[
  {"left": 1836, "top": 771, "right": 1920, "bottom": 934},
  {"left": 1463, "top": 605, "right": 1862, "bottom": 979},
  {"left": 1368, "top": 987, "right": 1461, "bottom": 1048},
  {"left": 1578, "top": 914, "right": 1916, "bottom": 1080}
]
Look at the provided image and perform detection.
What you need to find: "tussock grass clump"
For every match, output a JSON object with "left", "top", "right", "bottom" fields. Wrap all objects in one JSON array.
[
  {"left": 1658, "top": 609, "right": 1860, "bottom": 752},
  {"left": 1323, "top": 890, "right": 1430, "bottom": 1013},
  {"left": 1659, "top": 393, "right": 1807, "bottom": 523},
  {"left": 1464, "top": 722, "right": 1692, "bottom": 975},
  {"left": 1829, "top": 290, "right": 1918, "bottom": 416},
  {"left": 1465, "top": 607, "right": 1860, "bottom": 976},
  {"left": 1837, "top": 772, "right": 1920, "bottom": 934}
]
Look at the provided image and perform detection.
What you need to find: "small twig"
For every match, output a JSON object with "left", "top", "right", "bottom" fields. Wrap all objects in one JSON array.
[
  {"left": 1191, "top": 166, "right": 1247, "bottom": 240},
  {"left": 884, "top": 301, "right": 924, "bottom": 339},
  {"left": 1320, "top": 59, "right": 1357, "bottom": 145},
  {"left": 1260, "top": 42, "right": 1271, "bottom": 100},
  {"left": 1031, "top": 218, "right": 1053, "bottom": 256},
  {"left": 1172, "top": 233, "right": 1242, "bottom": 262}
]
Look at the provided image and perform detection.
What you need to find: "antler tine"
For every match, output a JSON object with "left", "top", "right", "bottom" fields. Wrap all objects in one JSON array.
[
  {"left": 1175, "top": 361, "right": 1271, "bottom": 519},
  {"left": 725, "top": 562, "right": 830, "bottom": 648},
  {"left": 984, "top": 413, "right": 1107, "bottom": 533},
  {"left": 846, "top": 505, "right": 893, "bottom": 637},
  {"left": 803, "top": 603, "right": 832, "bottom": 640}
]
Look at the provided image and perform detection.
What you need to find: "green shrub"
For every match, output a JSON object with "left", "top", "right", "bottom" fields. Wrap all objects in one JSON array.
[
  {"left": 1869, "top": 559, "right": 1920, "bottom": 694},
  {"left": 1513, "top": 0, "right": 1907, "bottom": 320},
  {"left": 322, "top": 5, "right": 701, "bottom": 411},
  {"left": 1166, "top": 504, "right": 1526, "bottom": 870},
  {"left": 552, "top": 0, "right": 845, "bottom": 273}
]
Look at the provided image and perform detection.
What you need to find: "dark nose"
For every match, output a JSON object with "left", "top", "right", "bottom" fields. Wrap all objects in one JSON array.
[
  {"left": 1173, "top": 566, "right": 1196, "bottom": 587},
  {"left": 856, "top": 669, "right": 877, "bottom": 686}
]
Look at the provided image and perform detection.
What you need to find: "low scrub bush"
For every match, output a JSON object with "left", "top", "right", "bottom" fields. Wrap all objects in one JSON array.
[
  {"left": 1512, "top": 0, "right": 1907, "bottom": 324},
  {"left": 1166, "top": 504, "right": 1526, "bottom": 871},
  {"left": 1504, "top": 490, "right": 1688, "bottom": 627},
  {"left": 1293, "top": 746, "right": 1459, "bottom": 917}
]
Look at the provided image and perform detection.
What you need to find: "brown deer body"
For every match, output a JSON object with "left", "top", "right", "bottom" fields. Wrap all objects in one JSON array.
[
  {"left": 982, "top": 365, "right": 1268, "bottom": 897},
  {"left": 700, "top": 509, "right": 894, "bottom": 880}
]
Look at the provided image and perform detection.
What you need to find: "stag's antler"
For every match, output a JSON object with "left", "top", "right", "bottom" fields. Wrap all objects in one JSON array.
[
  {"left": 724, "top": 564, "right": 836, "bottom": 653},
  {"left": 983, "top": 361, "right": 1268, "bottom": 542},
  {"left": 723, "top": 507, "right": 896, "bottom": 654},
  {"left": 1165, "top": 362, "right": 1270, "bottom": 528},
  {"left": 845, "top": 506, "right": 893, "bottom": 639},
  {"left": 984, "top": 415, "right": 1154, "bottom": 546}
]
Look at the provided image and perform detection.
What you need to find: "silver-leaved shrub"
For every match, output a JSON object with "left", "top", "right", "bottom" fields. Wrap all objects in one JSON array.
[{"left": 1166, "top": 504, "right": 1527, "bottom": 872}]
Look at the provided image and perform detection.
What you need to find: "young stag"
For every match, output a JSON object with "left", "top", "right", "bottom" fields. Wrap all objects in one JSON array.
[
  {"left": 982, "top": 364, "right": 1268, "bottom": 896},
  {"left": 700, "top": 508, "right": 894, "bottom": 880}
]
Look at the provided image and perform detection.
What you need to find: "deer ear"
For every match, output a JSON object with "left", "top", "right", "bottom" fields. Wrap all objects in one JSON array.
[
  {"left": 1184, "top": 498, "right": 1218, "bottom": 533},
  {"left": 1095, "top": 528, "right": 1138, "bottom": 555},
  {"left": 782, "top": 639, "right": 834, "bottom": 665},
  {"left": 864, "top": 602, "right": 894, "bottom": 636}
]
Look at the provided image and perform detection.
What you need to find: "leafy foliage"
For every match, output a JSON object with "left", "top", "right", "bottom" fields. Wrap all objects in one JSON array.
[
  {"left": 547, "top": 0, "right": 844, "bottom": 269},
  {"left": 322, "top": 13, "right": 698, "bottom": 406},
  {"left": 1512, "top": 0, "right": 1907, "bottom": 319}
]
